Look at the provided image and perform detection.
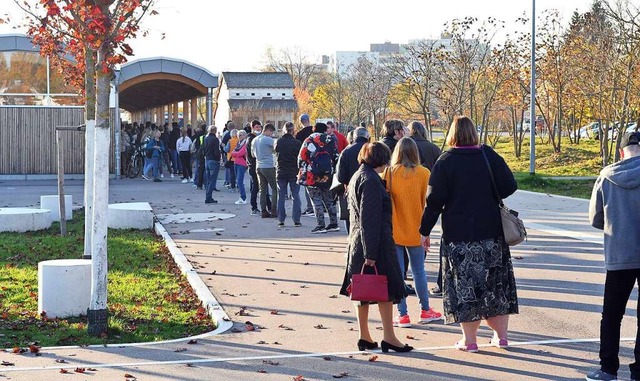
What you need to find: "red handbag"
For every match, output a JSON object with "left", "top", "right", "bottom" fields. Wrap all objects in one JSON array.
[{"left": 348, "top": 264, "right": 389, "bottom": 302}]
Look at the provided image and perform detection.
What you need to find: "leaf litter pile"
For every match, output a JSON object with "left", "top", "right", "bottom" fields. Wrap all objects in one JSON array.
[{"left": 0, "top": 211, "right": 215, "bottom": 347}]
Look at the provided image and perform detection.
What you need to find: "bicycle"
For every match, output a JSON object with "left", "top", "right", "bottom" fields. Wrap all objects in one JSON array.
[{"left": 125, "top": 144, "right": 146, "bottom": 178}]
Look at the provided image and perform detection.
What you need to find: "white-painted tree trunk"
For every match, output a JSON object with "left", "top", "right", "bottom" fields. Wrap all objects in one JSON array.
[
  {"left": 87, "top": 47, "right": 111, "bottom": 335},
  {"left": 83, "top": 120, "right": 95, "bottom": 259}
]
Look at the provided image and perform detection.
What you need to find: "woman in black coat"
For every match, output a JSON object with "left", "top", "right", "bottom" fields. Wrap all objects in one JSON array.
[
  {"left": 339, "top": 142, "right": 412, "bottom": 353},
  {"left": 420, "top": 116, "right": 518, "bottom": 353}
]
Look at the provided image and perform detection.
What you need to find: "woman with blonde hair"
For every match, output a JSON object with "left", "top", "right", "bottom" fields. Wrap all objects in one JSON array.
[
  {"left": 420, "top": 116, "right": 518, "bottom": 352},
  {"left": 383, "top": 137, "right": 442, "bottom": 328}
]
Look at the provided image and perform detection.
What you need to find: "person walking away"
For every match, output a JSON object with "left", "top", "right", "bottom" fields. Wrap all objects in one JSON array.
[
  {"left": 420, "top": 116, "right": 518, "bottom": 352},
  {"left": 339, "top": 142, "right": 413, "bottom": 353},
  {"left": 159, "top": 123, "right": 174, "bottom": 178},
  {"left": 381, "top": 137, "right": 442, "bottom": 328},
  {"left": 247, "top": 120, "right": 271, "bottom": 215},
  {"left": 295, "top": 113, "right": 315, "bottom": 215},
  {"left": 169, "top": 121, "right": 181, "bottom": 175},
  {"left": 225, "top": 128, "right": 239, "bottom": 189},
  {"left": 585, "top": 132, "right": 640, "bottom": 381},
  {"left": 336, "top": 127, "right": 370, "bottom": 233},
  {"left": 177, "top": 128, "right": 193, "bottom": 183},
  {"left": 298, "top": 122, "right": 340, "bottom": 233},
  {"left": 192, "top": 124, "right": 207, "bottom": 189},
  {"left": 275, "top": 121, "right": 302, "bottom": 227},
  {"left": 252, "top": 123, "right": 278, "bottom": 218},
  {"left": 203, "top": 125, "right": 221, "bottom": 204},
  {"left": 231, "top": 130, "right": 249, "bottom": 205}
]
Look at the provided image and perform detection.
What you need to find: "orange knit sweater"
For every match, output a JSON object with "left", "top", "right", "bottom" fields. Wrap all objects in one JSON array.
[{"left": 382, "top": 165, "right": 430, "bottom": 246}]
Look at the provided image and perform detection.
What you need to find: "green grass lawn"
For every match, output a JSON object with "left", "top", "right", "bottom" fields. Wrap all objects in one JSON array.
[
  {"left": 432, "top": 136, "right": 602, "bottom": 198},
  {"left": 0, "top": 211, "right": 214, "bottom": 347}
]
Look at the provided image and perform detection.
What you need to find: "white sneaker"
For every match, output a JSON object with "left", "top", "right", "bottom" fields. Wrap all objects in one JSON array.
[
  {"left": 170, "top": 173, "right": 174, "bottom": 178},
  {"left": 160, "top": 173, "right": 164, "bottom": 179},
  {"left": 234, "top": 198, "right": 247, "bottom": 205},
  {"left": 181, "top": 179, "right": 188, "bottom": 183},
  {"left": 189, "top": 177, "right": 193, "bottom": 182},
  {"left": 141, "top": 174, "right": 150, "bottom": 180}
]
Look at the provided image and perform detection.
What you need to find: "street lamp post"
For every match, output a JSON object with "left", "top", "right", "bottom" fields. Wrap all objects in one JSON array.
[{"left": 529, "top": 0, "right": 536, "bottom": 175}]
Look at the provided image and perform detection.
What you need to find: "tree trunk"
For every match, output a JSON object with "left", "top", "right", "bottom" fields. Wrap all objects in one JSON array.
[
  {"left": 87, "top": 46, "right": 110, "bottom": 336},
  {"left": 83, "top": 52, "right": 96, "bottom": 259}
]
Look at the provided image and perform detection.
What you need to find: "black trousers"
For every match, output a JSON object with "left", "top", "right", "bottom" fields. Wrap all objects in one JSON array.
[
  {"left": 249, "top": 166, "right": 270, "bottom": 211},
  {"left": 179, "top": 151, "right": 192, "bottom": 179},
  {"left": 196, "top": 158, "right": 205, "bottom": 188},
  {"left": 599, "top": 268, "right": 640, "bottom": 378}
]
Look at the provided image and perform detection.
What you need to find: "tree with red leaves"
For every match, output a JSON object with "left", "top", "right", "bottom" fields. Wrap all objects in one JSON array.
[{"left": 14, "top": 0, "right": 157, "bottom": 335}]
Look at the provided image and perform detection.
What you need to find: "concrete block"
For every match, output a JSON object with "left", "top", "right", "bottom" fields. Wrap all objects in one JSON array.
[
  {"left": 0, "top": 208, "right": 51, "bottom": 232},
  {"left": 40, "top": 195, "right": 73, "bottom": 222},
  {"left": 38, "top": 259, "right": 91, "bottom": 318},
  {"left": 108, "top": 202, "right": 153, "bottom": 229}
]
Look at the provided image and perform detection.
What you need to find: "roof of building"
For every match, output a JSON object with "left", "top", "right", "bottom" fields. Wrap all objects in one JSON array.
[
  {"left": 228, "top": 99, "right": 298, "bottom": 111},
  {"left": 222, "top": 72, "right": 294, "bottom": 89}
]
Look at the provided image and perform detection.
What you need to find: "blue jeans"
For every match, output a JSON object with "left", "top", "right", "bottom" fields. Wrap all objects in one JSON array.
[
  {"left": 143, "top": 157, "right": 152, "bottom": 177},
  {"left": 234, "top": 164, "right": 247, "bottom": 200},
  {"left": 395, "top": 245, "right": 430, "bottom": 316},
  {"left": 277, "top": 178, "right": 301, "bottom": 223},
  {"left": 205, "top": 159, "right": 220, "bottom": 200},
  {"left": 170, "top": 149, "right": 179, "bottom": 173}
]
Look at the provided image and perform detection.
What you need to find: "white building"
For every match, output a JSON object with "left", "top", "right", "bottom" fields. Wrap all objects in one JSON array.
[{"left": 214, "top": 72, "right": 298, "bottom": 129}]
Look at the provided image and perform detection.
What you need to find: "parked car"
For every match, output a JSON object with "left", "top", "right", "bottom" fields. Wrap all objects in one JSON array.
[{"left": 579, "top": 122, "right": 599, "bottom": 139}]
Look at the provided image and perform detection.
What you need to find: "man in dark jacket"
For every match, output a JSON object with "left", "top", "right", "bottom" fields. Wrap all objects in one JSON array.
[
  {"left": 336, "top": 127, "right": 370, "bottom": 233},
  {"left": 380, "top": 119, "right": 405, "bottom": 153},
  {"left": 275, "top": 121, "right": 302, "bottom": 227},
  {"left": 586, "top": 132, "right": 640, "bottom": 381},
  {"left": 169, "top": 122, "right": 181, "bottom": 175},
  {"left": 203, "top": 125, "right": 221, "bottom": 204},
  {"left": 409, "top": 121, "right": 441, "bottom": 171},
  {"left": 192, "top": 124, "right": 207, "bottom": 190}
]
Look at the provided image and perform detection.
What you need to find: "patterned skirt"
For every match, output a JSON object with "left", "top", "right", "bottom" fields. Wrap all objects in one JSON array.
[{"left": 441, "top": 237, "right": 518, "bottom": 324}]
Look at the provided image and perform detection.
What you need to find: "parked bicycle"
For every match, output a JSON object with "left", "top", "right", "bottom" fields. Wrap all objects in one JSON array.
[{"left": 125, "top": 143, "right": 146, "bottom": 178}]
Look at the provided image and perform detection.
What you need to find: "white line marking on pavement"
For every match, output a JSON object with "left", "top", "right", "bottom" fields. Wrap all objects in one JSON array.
[
  {"left": 525, "top": 221, "right": 603, "bottom": 245},
  {"left": 2, "top": 337, "right": 633, "bottom": 372}
]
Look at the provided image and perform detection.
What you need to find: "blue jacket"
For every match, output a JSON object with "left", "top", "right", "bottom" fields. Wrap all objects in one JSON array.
[
  {"left": 145, "top": 138, "right": 164, "bottom": 158},
  {"left": 589, "top": 155, "right": 640, "bottom": 270}
]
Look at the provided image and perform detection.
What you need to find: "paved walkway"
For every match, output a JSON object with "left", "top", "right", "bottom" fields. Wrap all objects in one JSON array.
[{"left": 0, "top": 177, "right": 635, "bottom": 381}]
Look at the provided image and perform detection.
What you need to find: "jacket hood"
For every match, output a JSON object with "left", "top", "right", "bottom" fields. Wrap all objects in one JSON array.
[{"left": 601, "top": 155, "right": 640, "bottom": 189}]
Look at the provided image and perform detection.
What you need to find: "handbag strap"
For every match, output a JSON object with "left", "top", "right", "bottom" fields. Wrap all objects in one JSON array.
[
  {"left": 360, "top": 264, "right": 379, "bottom": 275},
  {"left": 480, "top": 146, "right": 504, "bottom": 208}
]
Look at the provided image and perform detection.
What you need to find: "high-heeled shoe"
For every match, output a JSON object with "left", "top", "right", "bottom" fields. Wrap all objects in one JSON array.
[
  {"left": 381, "top": 340, "right": 413, "bottom": 353},
  {"left": 357, "top": 339, "right": 379, "bottom": 351}
]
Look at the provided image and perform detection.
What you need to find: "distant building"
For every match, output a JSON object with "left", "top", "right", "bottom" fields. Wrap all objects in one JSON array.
[{"left": 214, "top": 72, "right": 298, "bottom": 130}]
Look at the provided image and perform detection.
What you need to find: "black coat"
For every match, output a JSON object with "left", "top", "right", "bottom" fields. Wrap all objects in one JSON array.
[
  {"left": 411, "top": 135, "right": 441, "bottom": 171},
  {"left": 420, "top": 145, "right": 517, "bottom": 243},
  {"left": 203, "top": 134, "right": 221, "bottom": 161},
  {"left": 275, "top": 133, "right": 302, "bottom": 179},
  {"left": 380, "top": 136, "right": 397, "bottom": 153},
  {"left": 246, "top": 132, "right": 257, "bottom": 168},
  {"left": 295, "top": 125, "right": 313, "bottom": 143},
  {"left": 339, "top": 164, "right": 407, "bottom": 303},
  {"left": 336, "top": 137, "right": 368, "bottom": 185}
]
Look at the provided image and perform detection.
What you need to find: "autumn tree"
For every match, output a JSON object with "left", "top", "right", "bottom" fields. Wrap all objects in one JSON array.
[
  {"left": 16, "top": 0, "right": 157, "bottom": 335},
  {"left": 349, "top": 57, "right": 393, "bottom": 139}
]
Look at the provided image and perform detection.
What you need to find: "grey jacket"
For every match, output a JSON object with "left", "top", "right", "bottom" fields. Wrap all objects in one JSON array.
[{"left": 589, "top": 155, "right": 640, "bottom": 270}]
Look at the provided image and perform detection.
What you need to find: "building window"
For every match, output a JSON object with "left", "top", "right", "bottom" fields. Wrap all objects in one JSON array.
[
  {"left": 267, "top": 93, "right": 271, "bottom": 96},
  {"left": 251, "top": 93, "right": 255, "bottom": 96},
  {"left": 282, "top": 93, "right": 286, "bottom": 96},
  {"left": 236, "top": 93, "right": 240, "bottom": 96}
]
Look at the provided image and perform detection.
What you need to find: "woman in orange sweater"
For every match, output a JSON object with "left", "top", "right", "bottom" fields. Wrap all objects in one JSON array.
[{"left": 383, "top": 137, "right": 442, "bottom": 327}]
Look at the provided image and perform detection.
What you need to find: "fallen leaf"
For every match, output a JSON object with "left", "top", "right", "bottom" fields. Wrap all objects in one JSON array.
[
  {"left": 245, "top": 321, "right": 255, "bottom": 331},
  {"left": 333, "top": 372, "right": 349, "bottom": 378},
  {"left": 257, "top": 369, "right": 267, "bottom": 373},
  {"left": 266, "top": 268, "right": 275, "bottom": 272},
  {"left": 187, "top": 339, "right": 197, "bottom": 345},
  {"left": 293, "top": 376, "right": 305, "bottom": 381},
  {"left": 257, "top": 340, "right": 267, "bottom": 344},
  {"left": 290, "top": 293, "right": 300, "bottom": 296},
  {"left": 185, "top": 363, "right": 194, "bottom": 367},
  {"left": 262, "top": 360, "right": 280, "bottom": 366},
  {"left": 124, "top": 373, "right": 136, "bottom": 379},
  {"left": 174, "top": 348, "right": 187, "bottom": 352},
  {"left": 322, "top": 356, "right": 331, "bottom": 361},
  {"left": 75, "top": 368, "right": 86, "bottom": 373},
  {"left": 368, "top": 355, "right": 378, "bottom": 362},
  {"left": 87, "top": 368, "right": 98, "bottom": 371},
  {"left": 270, "top": 310, "right": 279, "bottom": 315},
  {"left": 55, "top": 359, "right": 67, "bottom": 364},
  {"left": 341, "top": 310, "right": 351, "bottom": 313},
  {"left": 314, "top": 324, "right": 326, "bottom": 329},
  {"left": 278, "top": 324, "right": 294, "bottom": 331},
  {"left": 60, "top": 369, "right": 70, "bottom": 374},
  {"left": 1, "top": 361, "right": 15, "bottom": 366},
  {"left": 514, "top": 256, "right": 524, "bottom": 260},
  {"left": 406, "top": 335, "right": 416, "bottom": 340}
]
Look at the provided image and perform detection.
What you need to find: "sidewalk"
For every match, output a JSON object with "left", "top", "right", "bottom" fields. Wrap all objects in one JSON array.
[{"left": 0, "top": 177, "right": 633, "bottom": 380}]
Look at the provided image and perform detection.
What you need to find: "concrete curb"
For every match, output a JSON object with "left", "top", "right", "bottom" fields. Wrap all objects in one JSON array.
[{"left": 154, "top": 221, "right": 233, "bottom": 335}]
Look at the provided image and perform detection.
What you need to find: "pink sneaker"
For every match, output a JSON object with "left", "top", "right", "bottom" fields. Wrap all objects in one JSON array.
[
  {"left": 419, "top": 307, "right": 443, "bottom": 323},
  {"left": 490, "top": 337, "right": 509, "bottom": 348},
  {"left": 393, "top": 315, "right": 411, "bottom": 328},
  {"left": 454, "top": 340, "right": 479, "bottom": 353}
]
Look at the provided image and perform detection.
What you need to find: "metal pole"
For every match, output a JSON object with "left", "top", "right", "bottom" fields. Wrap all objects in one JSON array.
[
  {"left": 56, "top": 130, "right": 67, "bottom": 236},
  {"left": 529, "top": 0, "right": 536, "bottom": 175}
]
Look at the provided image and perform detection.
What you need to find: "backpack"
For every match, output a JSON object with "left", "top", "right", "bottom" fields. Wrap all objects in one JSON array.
[
  {"left": 310, "top": 139, "right": 333, "bottom": 182},
  {"left": 195, "top": 135, "right": 205, "bottom": 160}
]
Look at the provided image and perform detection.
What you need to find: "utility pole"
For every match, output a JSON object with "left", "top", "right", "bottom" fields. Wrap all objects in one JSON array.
[{"left": 529, "top": 0, "right": 536, "bottom": 175}]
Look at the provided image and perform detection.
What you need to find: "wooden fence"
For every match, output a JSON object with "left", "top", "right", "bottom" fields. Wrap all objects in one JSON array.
[{"left": 0, "top": 106, "right": 117, "bottom": 175}]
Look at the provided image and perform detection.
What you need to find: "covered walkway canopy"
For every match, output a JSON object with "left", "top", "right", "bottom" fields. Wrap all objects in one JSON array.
[{"left": 117, "top": 57, "right": 218, "bottom": 126}]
